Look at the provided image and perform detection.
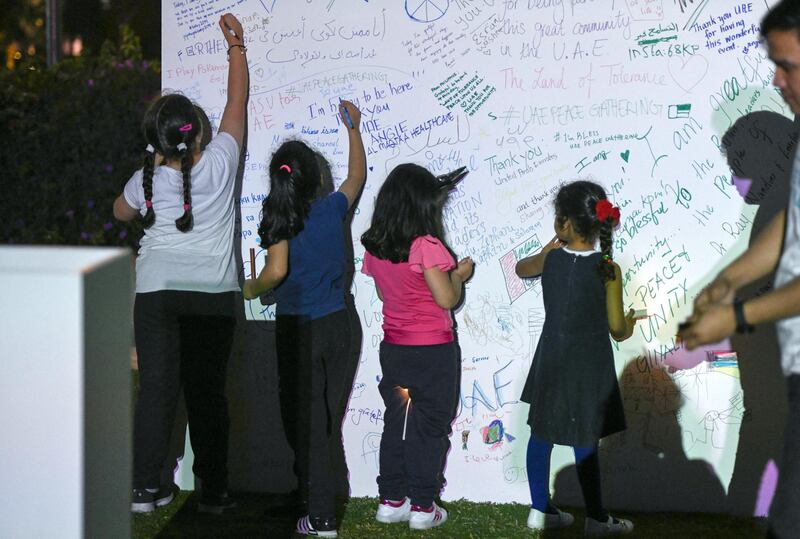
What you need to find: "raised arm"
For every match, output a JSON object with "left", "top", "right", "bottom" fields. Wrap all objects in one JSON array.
[
  {"left": 515, "top": 236, "right": 563, "bottom": 278},
  {"left": 336, "top": 100, "right": 366, "bottom": 208},
  {"left": 217, "top": 14, "right": 248, "bottom": 149}
]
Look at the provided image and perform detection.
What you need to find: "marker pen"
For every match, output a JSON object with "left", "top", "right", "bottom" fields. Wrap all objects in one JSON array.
[{"left": 339, "top": 97, "right": 354, "bottom": 129}]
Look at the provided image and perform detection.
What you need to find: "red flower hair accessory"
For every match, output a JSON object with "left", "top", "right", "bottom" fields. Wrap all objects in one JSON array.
[{"left": 595, "top": 199, "right": 620, "bottom": 225}]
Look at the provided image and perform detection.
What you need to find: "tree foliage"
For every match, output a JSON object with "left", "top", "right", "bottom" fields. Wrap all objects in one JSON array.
[{"left": 0, "top": 25, "right": 160, "bottom": 247}]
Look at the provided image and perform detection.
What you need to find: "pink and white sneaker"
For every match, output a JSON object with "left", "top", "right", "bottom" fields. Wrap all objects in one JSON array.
[
  {"left": 375, "top": 497, "right": 411, "bottom": 523},
  {"left": 409, "top": 501, "right": 448, "bottom": 530}
]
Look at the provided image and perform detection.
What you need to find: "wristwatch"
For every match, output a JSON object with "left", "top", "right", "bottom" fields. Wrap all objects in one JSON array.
[{"left": 733, "top": 298, "right": 754, "bottom": 334}]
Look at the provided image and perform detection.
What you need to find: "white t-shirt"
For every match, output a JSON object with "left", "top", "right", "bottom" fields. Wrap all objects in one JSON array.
[
  {"left": 775, "top": 144, "right": 800, "bottom": 376},
  {"left": 123, "top": 131, "right": 240, "bottom": 294}
]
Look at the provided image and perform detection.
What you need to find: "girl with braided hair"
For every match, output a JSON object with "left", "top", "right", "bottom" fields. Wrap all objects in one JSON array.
[
  {"left": 515, "top": 180, "right": 638, "bottom": 537},
  {"left": 113, "top": 13, "right": 248, "bottom": 515}
]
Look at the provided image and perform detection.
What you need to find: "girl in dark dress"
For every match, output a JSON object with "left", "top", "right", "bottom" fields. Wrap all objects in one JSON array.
[{"left": 515, "top": 180, "right": 639, "bottom": 537}]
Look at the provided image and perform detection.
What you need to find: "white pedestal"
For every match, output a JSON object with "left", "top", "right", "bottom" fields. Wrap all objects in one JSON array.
[{"left": 0, "top": 246, "right": 134, "bottom": 539}]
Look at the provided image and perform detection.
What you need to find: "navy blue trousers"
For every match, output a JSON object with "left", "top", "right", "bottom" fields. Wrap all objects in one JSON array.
[{"left": 377, "top": 341, "right": 459, "bottom": 508}]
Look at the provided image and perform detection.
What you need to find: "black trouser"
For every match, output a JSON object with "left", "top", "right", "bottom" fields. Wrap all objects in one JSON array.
[
  {"left": 767, "top": 374, "right": 800, "bottom": 538},
  {"left": 132, "top": 290, "right": 236, "bottom": 494},
  {"left": 377, "top": 341, "right": 459, "bottom": 508},
  {"left": 276, "top": 309, "right": 353, "bottom": 519}
]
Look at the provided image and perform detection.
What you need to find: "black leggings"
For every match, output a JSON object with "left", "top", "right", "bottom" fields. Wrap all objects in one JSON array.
[
  {"left": 132, "top": 290, "right": 236, "bottom": 493},
  {"left": 276, "top": 309, "right": 355, "bottom": 519}
]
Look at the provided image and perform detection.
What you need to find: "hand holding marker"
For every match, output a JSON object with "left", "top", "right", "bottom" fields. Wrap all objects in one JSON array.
[{"left": 339, "top": 97, "right": 354, "bottom": 129}]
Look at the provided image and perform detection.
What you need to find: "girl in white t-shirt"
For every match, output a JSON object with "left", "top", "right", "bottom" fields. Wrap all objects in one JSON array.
[{"left": 113, "top": 13, "right": 248, "bottom": 516}]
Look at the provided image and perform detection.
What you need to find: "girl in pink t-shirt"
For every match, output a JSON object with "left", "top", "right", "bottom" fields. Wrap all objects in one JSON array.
[{"left": 361, "top": 163, "right": 474, "bottom": 531}]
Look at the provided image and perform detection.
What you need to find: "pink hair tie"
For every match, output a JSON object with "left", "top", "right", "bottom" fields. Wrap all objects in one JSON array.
[
  {"left": 183, "top": 203, "right": 191, "bottom": 211},
  {"left": 179, "top": 123, "right": 193, "bottom": 132},
  {"left": 279, "top": 164, "right": 292, "bottom": 173},
  {"left": 145, "top": 200, "right": 153, "bottom": 209}
]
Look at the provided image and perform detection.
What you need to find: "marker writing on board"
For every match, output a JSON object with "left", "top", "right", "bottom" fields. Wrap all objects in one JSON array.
[{"left": 339, "top": 98, "right": 354, "bottom": 129}]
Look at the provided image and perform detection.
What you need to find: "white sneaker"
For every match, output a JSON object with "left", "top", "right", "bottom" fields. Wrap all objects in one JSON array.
[
  {"left": 409, "top": 501, "right": 448, "bottom": 530},
  {"left": 527, "top": 507, "right": 575, "bottom": 529},
  {"left": 585, "top": 515, "right": 634, "bottom": 537},
  {"left": 376, "top": 497, "right": 411, "bottom": 523}
]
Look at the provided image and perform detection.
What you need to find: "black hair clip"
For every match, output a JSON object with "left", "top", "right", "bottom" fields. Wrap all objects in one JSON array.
[{"left": 436, "top": 166, "right": 468, "bottom": 190}]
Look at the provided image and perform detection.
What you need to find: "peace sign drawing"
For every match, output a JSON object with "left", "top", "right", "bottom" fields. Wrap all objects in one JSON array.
[{"left": 405, "top": 0, "right": 450, "bottom": 22}]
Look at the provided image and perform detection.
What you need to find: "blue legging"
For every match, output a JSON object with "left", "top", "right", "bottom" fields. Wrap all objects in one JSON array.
[{"left": 527, "top": 431, "right": 607, "bottom": 521}]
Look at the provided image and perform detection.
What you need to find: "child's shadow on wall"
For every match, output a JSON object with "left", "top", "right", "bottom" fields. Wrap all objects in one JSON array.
[{"left": 551, "top": 362, "right": 727, "bottom": 514}]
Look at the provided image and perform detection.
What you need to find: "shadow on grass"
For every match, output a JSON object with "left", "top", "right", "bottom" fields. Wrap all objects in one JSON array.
[{"left": 150, "top": 492, "right": 297, "bottom": 539}]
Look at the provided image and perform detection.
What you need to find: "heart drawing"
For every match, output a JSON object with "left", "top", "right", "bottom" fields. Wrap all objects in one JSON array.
[{"left": 668, "top": 54, "right": 710, "bottom": 93}]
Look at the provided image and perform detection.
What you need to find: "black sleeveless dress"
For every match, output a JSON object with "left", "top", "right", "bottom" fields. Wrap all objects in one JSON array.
[{"left": 520, "top": 248, "right": 626, "bottom": 446}]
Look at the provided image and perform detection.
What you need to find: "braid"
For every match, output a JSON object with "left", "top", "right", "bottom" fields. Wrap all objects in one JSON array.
[
  {"left": 175, "top": 148, "right": 194, "bottom": 232},
  {"left": 596, "top": 219, "right": 615, "bottom": 283},
  {"left": 141, "top": 152, "right": 156, "bottom": 228}
]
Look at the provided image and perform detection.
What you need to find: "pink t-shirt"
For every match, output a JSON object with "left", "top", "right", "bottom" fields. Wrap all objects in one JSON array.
[{"left": 362, "top": 235, "right": 456, "bottom": 345}]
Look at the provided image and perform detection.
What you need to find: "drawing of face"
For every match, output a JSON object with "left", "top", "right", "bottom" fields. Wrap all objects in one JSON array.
[{"left": 768, "top": 29, "right": 800, "bottom": 114}]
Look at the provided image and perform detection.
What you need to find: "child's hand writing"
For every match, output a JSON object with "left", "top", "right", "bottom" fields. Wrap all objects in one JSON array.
[
  {"left": 454, "top": 257, "right": 474, "bottom": 282},
  {"left": 339, "top": 100, "right": 361, "bottom": 131},
  {"left": 219, "top": 13, "right": 244, "bottom": 45}
]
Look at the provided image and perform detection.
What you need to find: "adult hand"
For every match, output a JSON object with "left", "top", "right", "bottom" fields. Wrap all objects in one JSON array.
[
  {"left": 694, "top": 275, "right": 734, "bottom": 313},
  {"left": 679, "top": 303, "right": 736, "bottom": 350}
]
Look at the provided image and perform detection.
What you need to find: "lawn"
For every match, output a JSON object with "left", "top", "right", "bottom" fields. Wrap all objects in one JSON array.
[{"left": 133, "top": 491, "right": 768, "bottom": 538}]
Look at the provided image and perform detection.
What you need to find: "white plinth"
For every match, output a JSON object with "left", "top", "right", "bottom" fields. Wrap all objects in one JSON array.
[{"left": 0, "top": 246, "right": 134, "bottom": 539}]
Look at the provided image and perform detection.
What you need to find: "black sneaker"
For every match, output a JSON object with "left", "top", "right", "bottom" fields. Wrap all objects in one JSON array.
[
  {"left": 198, "top": 491, "right": 237, "bottom": 515},
  {"left": 131, "top": 485, "right": 175, "bottom": 513},
  {"left": 296, "top": 515, "right": 337, "bottom": 537}
]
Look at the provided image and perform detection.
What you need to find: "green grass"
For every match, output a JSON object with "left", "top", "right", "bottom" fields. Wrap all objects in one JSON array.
[{"left": 133, "top": 491, "right": 768, "bottom": 538}]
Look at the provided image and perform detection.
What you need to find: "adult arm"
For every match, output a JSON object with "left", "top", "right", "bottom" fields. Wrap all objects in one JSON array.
[
  {"left": 694, "top": 209, "right": 785, "bottom": 311},
  {"left": 336, "top": 100, "right": 366, "bottom": 208},
  {"left": 681, "top": 210, "right": 787, "bottom": 349},
  {"left": 217, "top": 14, "right": 248, "bottom": 149}
]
